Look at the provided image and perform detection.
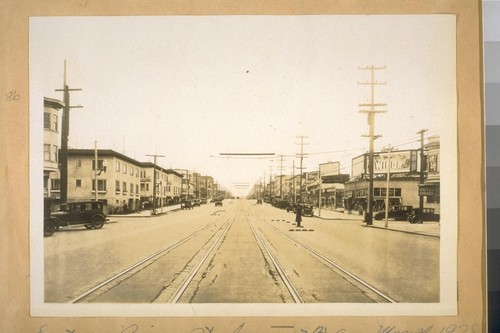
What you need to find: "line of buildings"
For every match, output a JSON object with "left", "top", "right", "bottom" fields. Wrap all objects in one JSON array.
[
  {"left": 43, "top": 97, "right": 228, "bottom": 214},
  {"left": 254, "top": 137, "right": 441, "bottom": 220}
]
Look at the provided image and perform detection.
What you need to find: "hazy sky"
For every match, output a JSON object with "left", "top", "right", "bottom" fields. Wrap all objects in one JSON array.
[{"left": 30, "top": 15, "right": 456, "bottom": 196}]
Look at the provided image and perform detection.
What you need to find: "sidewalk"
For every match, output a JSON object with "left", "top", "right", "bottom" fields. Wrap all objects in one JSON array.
[
  {"left": 108, "top": 204, "right": 181, "bottom": 218},
  {"left": 313, "top": 208, "right": 440, "bottom": 238}
]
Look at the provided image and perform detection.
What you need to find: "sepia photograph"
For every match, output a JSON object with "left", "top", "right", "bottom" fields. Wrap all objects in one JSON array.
[{"left": 30, "top": 15, "right": 458, "bottom": 317}]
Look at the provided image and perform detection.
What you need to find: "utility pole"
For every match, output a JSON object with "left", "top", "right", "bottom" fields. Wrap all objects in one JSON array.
[
  {"left": 358, "top": 65, "right": 387, "bottom": 225},
  {"left": 94, "top": 141, "right": 98, "bottom": 202},
  {"left": 292, "top": 160, "right": 296, "bottom": 204},
  {"left": 278, "top": 155, "right": 286, "bottom": 198},
  {"left": 269, "top": 165, "right": 272, "bottom": 200},
  {"left": 417, "top": 129, "right": 428, "bottom": 223},
  {"left": 55, "top": 60, "right": 82, "bottom": 204},
  {"left": 383, "top": 145, "right": 393, "bottom": 228},
  {"left": 296, "top": 136, "right": 309, "bottom": 203},
  {"left": 145, "top": 154, "right": 165, "bottom": 215}
]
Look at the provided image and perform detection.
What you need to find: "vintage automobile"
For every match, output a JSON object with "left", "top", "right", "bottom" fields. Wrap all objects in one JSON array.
[
  {"left": 407, "top": 207, "right": 437, "bottom": 223},
  {"left": 182, "top": 200, "right": 194, "bottom": 209},
  {"left": 214, "top": 200, "right": 223, "bottom": 207},
  {"left": 44, "top": 200, "right": 108, "bottom": 237},
  {"left": 301, "top": 204, "right": 314, "bottom": 217},
  {"left": 373, "top": 205, "right": 413, "bottom": 221}
]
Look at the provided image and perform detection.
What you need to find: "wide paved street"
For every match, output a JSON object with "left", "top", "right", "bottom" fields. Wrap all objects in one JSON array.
[{"left": 44, "top": 199, "right": 439, "bottom": 303}]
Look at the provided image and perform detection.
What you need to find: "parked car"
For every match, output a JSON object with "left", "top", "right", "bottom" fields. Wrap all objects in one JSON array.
[
  {"left": 407, "top": 208, "right": 436, "bottom": 223},
  {"left": 373, "top": 205, "right": 413, "bottom": 221},
  {"left": 215, "top": 200, "right": 223, "bottom": 207},
  {"left": 44, "top": 200, "right": 108, "bottom": 237},
  {"left": 182, "top": 200, "right": 193, "bottom": 209}
]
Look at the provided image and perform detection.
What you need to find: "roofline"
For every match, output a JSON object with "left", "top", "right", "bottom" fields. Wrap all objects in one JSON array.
[
  {"left": 44, "top": 96, "right": 65, "bottom": 109},
  {"left": 67, "top": 149, "right": 185, "bottom": 177}
]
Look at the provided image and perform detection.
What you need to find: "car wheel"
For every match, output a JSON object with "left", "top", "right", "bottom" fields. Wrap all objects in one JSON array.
[
  {"left": 91, "top": 216, "right": 104, "bottom": 229},
  {"left": 44, "top": 219, "right": 56, "bottom": 237}
]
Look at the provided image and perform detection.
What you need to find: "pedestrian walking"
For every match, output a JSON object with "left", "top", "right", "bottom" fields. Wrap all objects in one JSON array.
[{"left": 295, "top": 204, "right": 302, "bottom": 227}]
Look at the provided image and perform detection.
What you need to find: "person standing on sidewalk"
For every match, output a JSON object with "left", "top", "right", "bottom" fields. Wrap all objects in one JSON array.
[{"left": 295, "top": 204, "right": 303, "bottom": 227}]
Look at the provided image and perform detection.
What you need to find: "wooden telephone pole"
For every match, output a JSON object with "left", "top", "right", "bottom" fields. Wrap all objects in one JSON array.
[
  {"left": 296, "top": 136, "right": 309, "bottom": 203},
  {"left": 417, "top": 129, "right": 428, "bottom": 223},
  {"left": 358, "top": 65, "right": 387, "bottom": 225},
  {"left": 145, "top": 154, "right": 165, "bottom": 215},
  {"left": 55, "top": 61, "right": 82, "bottom": 204}
]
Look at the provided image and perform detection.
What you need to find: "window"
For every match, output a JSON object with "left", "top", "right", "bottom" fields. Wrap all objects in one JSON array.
[
  {"left": 141, "top": 183, "right": 145, "bottom": 191},
  {"left": 44, "top": 144, "right": 50, "bottom": 161},
  {"left": 92, "top": 159, "right": 105, "bottom": 170},
  {"left": 428, "top": 155, "right": 438, "bottom": 172},
  {"left": 116, "top": 161, "right": 120, "bottom": 172},
  {"left": 146, "top": 183, "right": 149, "bottom": 191},
  {"left": 76, "top": 160, "right": 82, "bottom": 167},
  {"left": 51, "top": 179, "right": 61, "bottom": 190},
  {"left": 52, "top": 114, "right": 58, "bottom": 132},
  {"left": 130, "top": 183, "right": 134, "bottom": 194},
  {"left": 130, "top": 167, "right": 134, "bottom": 176},
  {"left": 92, "top": 179, "right": 107, "bottom": 192},
  {"left": 123, "top": 181, "right": 127, "bottom": 193},
  {"left": 76, "top": 179, "right": 82, "bottom": 187},
  {"left": 136, "top": 168, "right": 139, "bottom": 177},
  {"left": 136, "top": 184, "right": 139, "bottom": 194},
  {"left": 52, "top": 145, "right": 58, "bottom": 162},
  {"left": 44, "top": 113, "right": 51, "bottom": 129},
  {"left": 116, "top": 180, "right": 121, "bottom": 192},
  {"left": 123, "top": 164, "right": 127, "bottom": 174}
]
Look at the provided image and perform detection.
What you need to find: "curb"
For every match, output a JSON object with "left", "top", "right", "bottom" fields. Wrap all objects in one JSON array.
[{"left": 365, "top": 224, "right": 440, "bottom": 238}]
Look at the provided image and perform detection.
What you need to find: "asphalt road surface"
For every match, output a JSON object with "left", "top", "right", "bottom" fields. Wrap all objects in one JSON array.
[{"left": 44, "top": 199, "right": 439, "bottom": 303}]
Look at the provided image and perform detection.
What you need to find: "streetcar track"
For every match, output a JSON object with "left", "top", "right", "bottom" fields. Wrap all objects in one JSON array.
[
  {"left": 69, "top": 223, "right": 215, "bottom": 303},
  {"left": 162, "top": 220, "right": 233, "bottom": 303},
  {"left": 262, "top": 218, "right": 397, "bottom": 303},
  {"left": 244, "top": 206, "right": 304, "bottom": 303}
]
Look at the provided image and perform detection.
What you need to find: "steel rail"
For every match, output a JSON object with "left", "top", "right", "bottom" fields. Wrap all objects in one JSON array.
[
  {"left": 167, "top": 220, "right": 233, "bottom": 303},
  {"left": 247, "top": 219, "right": 304, "bottom": 303},
  {"left": 264, "top": 221, "right": 397, "bottom": 303},
  {"left": 69, "top": 224, "right": 211, "bottom": 303}
]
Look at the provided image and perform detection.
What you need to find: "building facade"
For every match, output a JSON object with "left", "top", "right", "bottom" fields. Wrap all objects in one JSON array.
[
  {"left": 66, "top": 149, "right": 142, "bottom": 213},
  {"left": 43, "top": 97, "right": 64, "bottom": 200}
]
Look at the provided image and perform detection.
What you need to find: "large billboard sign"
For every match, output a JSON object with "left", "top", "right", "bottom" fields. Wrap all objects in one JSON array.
[
  {"left": 351, "top": 150, "right": 418, "bottom": 177},
  {"left": 319, "top": 162, "right": 340, "bottom": 176}
]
